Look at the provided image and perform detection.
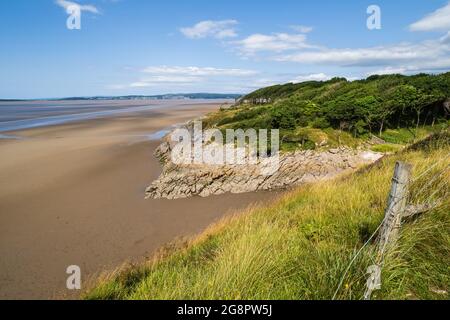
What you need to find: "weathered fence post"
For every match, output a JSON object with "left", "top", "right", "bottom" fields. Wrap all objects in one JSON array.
[
  {"left": 378, "top": 161, "right": 412, "bottom": 256},
  {"left": 364, "top": 161, "right": 411, "bottom": 300}
]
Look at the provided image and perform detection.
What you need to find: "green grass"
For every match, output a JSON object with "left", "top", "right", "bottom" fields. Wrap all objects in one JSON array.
[
  {"left": 85, "top": 133, "right": 449, "bottom": 300},
  {"left": 370, "top": 144, "right": 404, "bottom": 154},
  {"left": 380, "top": 123, "right": 449, "bottom": 145},
  {"left": 279, "top": 127, "right": 363, "bottom": 152}
]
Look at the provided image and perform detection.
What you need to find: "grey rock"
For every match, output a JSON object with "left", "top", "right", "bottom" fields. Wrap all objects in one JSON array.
[{"left": 145, "top": 128, "right": 384, "bottom": 200}]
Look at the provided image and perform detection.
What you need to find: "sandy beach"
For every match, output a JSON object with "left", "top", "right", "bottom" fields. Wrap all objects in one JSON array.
[{"left": 0, "top": 101, "right": 280, "bottom": 299}]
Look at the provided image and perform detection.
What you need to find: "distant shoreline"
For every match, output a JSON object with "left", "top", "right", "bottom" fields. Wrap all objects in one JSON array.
[
  {"left": 0, "top": 93, "right": 242, "bottom": 102},
  {"left": 0, "top": 99, "right": 234, "bottom": 133}
]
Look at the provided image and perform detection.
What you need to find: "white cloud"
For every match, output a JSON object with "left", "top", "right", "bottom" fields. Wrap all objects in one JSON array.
[
  {"left": 137, "top": 75, "right": 201, "bottom": 84},
  {"left": 290, "top": 73, "right": 331, "bottom": 83},
  {"left": 121, "top": 66, "right": 259, "bottom": 90},
  {"left": 409, "top": 2, "right": 450, "bottom": 31},
  {"left": 142, "top": 66, "right": 257, "bottom": 76},
  {"left": 233, "top": 32, "right": 318, "bottom": 55},
  {"left": 129, "top": 82, "right": 153, "bottom": 88},
  {"left": 367, "top": 67, "right": 409, "bottom": 76},
  {"left": 180, "top": 20, "right": 238, "bottom": 39},
  {"left": 129, "top": 78, "right": 201, "bottom": 88},
  {"left": 55, "top": 0, "right": 99, "bottom": 14},
  {"left": 274, "top": 37, "right": 450, "bottom": 74},
  {"left": 223, "top": 14, "right": 450, "bottom": 77},
  {"left": 290, "top": 25, "right": 313, "bottom": 33},
  {"left": 367, "top": 57, "right": 450, "bottom": 76},
  {"left": 276, "top": 44, "right": 431, "bottom": 65},
  {"left": 129, "top": 76, "right": 201, "bottom": 88}
]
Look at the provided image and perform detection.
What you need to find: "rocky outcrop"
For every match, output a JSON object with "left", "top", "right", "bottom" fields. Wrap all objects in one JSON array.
[{"left": 146, "top": 133, "right": 384, "bottom": 199}]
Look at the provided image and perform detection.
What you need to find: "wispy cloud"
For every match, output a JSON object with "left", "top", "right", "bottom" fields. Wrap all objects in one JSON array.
[
  {"left": 180, "top": 20, "right": 317, "bottom": 57},
  {"left": 216, "top": 3, "right": 450, "bottom": 77},
  {"left": 367, "top": 67, "right": 410, "bottom": 76},
  {"left": 117, "top": 66, "right": 259, "bottom": 90},
  {"left": 290, "top": 73, "right": 331, "bottom": 83},
  {"left": 129, "top": 76, "right": 202, "bottom": 88},
  {"left": 367, "top": 56, "right": 450, "bottom": 77},
  {"left": 130, "top": 75, "right": 202, "bottom": 87},
  {"left": 233, "top": 32, "right": 318, "bottom": 56},
  {"left": 274, "top": 36, "right": 450, "bottom": 74},
  {"left": 55, "top": 0, "right": 100, "bottom": 14},
  {"left": 409, "top": 1, "right": 450, "bottom": 31},
  {"left": 142, "top": 66, "right": 257, "bottom": 76},
  {"left": 180, "top": 20, "right": 238, "bottom": 39},
  {"left": 275, "top": 43, "right": 430, "bottom": 65}
]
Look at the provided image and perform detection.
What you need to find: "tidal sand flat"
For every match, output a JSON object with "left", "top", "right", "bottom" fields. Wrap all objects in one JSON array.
[{"left": 0, "top": 100, "right": 280, "bottom": 299}]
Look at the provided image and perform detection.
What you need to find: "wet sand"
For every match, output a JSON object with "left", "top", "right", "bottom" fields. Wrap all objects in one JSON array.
[{"left": 0, "top": 102, "right": 280, "bottom": 299}]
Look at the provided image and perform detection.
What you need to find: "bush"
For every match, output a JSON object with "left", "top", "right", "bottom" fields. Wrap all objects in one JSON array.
[
  {"left": 311, "top": 117, "right": 330, "bottom": 129},
  {"left": 302, "top": 140, "right": 316, "bottom": 150},
  {"left": 354, "top": 120, "right": 369, "bottom": 136}
]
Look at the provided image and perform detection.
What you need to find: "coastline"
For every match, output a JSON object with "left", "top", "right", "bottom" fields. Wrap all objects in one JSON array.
[{"left": 0, "top": 101, "right": 281, "bottom": 299}]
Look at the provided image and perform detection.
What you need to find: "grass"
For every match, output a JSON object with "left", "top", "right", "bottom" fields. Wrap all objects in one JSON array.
[
  {"left": 380, "top": 123, "right": 449, "bottom": 145},
  {"left": 84, "top": 133, "right": 449, "bottom": 300},
  {"left": 370, "top": 144, "right": 403, "bottom": 154}
]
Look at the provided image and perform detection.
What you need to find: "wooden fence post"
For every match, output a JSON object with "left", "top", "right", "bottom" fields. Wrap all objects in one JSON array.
[
  {"left": 378, "top": 161, "right": 412, "bottom": 256},
  {"left": 364, "top": 161, "right": 411, "bottom": 300}
]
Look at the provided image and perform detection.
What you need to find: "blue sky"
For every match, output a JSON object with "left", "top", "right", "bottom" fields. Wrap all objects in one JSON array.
[{"left": 1, "top": 0, "right": 449, "bottom": 99}]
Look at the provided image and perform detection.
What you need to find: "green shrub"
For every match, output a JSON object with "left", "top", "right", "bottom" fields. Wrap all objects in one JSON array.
[{"left": 311, "top": 117, "right": 330, "bottom": 129}]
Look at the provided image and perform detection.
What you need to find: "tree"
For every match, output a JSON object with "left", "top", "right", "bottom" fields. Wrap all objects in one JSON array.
[{"left": 354, "top": 95, "right": 380, "bottom": 134}]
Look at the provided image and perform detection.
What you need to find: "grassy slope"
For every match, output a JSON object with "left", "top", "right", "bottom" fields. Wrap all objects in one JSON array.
[{"left": 85, "top": 133, "right": 449, "bottom": 300}]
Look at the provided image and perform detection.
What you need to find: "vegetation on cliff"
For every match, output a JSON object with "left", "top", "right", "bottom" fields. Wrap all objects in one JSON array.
[{"left": 205, "top": 73, "right": 450, "bottom": 151}]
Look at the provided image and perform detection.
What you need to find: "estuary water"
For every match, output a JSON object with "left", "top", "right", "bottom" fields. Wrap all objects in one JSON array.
[{"left": 0, "top": 99, "right": 230, "bottom": 133}]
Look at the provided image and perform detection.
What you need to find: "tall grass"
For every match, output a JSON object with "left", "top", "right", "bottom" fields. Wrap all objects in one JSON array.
[{"left": 85, "top": 133, "right": 449, "bottom": 300}]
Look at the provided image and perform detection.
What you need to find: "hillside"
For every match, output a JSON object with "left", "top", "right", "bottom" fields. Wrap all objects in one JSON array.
[
  {"left": 204, "top": 73, "right": 450, "bottom": 152},
  {"left": 85, "top": 132, "right": 449, "bottom": 300}
]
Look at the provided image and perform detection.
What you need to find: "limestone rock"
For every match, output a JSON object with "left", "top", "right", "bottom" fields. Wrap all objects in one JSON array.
[{"left": 145, "top": 129, "right": 384, "bottom": 200}]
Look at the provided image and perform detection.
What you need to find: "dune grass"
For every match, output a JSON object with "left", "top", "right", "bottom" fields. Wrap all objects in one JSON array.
[{"left": 84, "top": 133, "right": 449, "bottom": 300}]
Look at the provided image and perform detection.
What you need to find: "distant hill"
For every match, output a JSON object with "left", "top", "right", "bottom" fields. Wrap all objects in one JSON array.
[
  {"left": 0, "top": 93, "right": 242, "bottom": 102},
  {"left": 56, "top": 93, "right": 241, "bottom": 101}
]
